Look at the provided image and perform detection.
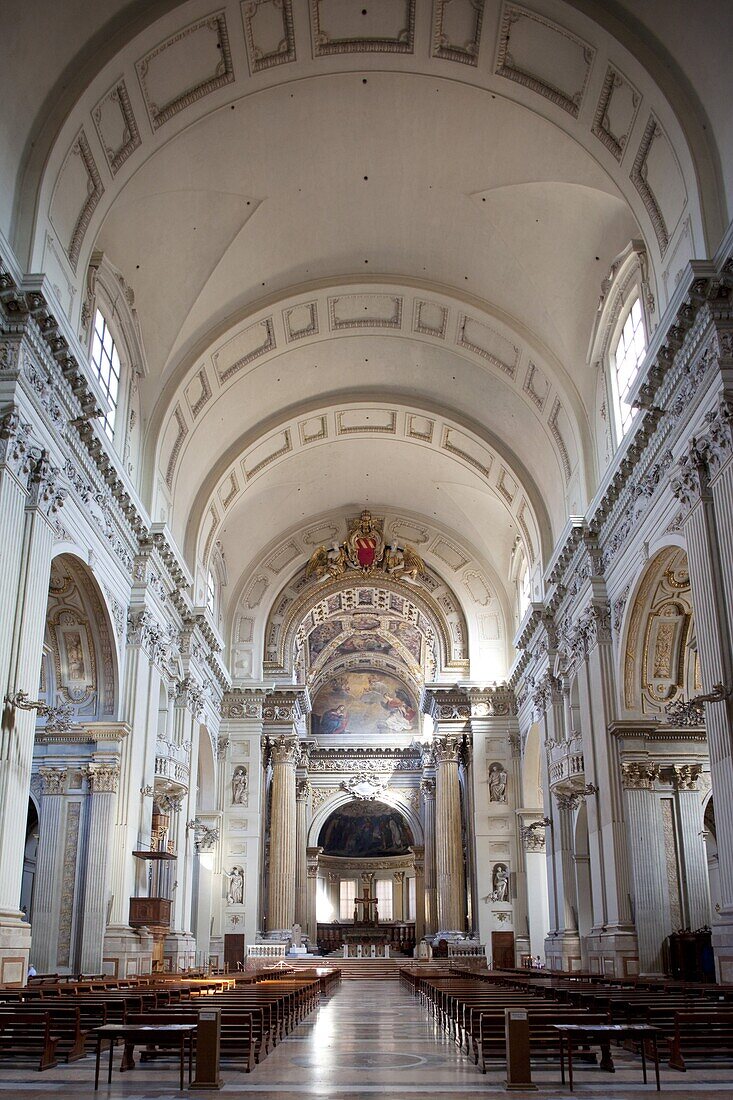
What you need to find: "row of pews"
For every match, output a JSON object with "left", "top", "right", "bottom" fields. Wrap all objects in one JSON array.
[
  {"left": 401, "top": 964, "right": 733, "bottom": 1076},
  {"left": 0, "top": 966, "right": 340, "bottom": 1074}
]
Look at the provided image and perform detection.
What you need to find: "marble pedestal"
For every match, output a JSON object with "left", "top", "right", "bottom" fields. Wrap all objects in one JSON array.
[{"left": 0, "top": 910, "right": 31, "bottom": 985}]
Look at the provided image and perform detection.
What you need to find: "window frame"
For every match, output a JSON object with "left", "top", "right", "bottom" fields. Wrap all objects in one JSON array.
[
  {"left": 90, "top": 307, "right": 122, "bottom": 441},
  {"left": 609, "top": 293, "right": 647, "bottom": 442}
]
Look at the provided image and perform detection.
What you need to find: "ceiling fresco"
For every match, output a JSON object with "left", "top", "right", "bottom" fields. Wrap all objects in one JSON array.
[{"left": 311, "top": 670, "right": 419, "bottom": 739}]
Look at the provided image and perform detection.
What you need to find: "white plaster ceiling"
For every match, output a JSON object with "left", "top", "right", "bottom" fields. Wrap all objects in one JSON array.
[{"left": 3, "top": 0, "right": 730, "bottom": 651}]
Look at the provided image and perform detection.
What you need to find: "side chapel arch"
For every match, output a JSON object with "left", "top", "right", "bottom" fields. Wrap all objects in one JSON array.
[{"left": 620, "top": 545, "right": 700, "bottom": 716}]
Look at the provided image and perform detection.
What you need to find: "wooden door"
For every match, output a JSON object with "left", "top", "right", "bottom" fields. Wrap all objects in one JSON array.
[
  {"left": 224, "top": 934, "right": 245, "bottom": 972},
  {"left": 492, "top": 931, "right": 515, "bottom": 969}
]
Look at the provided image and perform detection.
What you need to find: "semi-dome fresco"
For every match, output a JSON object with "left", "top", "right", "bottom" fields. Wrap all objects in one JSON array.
[
  {"left": 318, "top": 801, "right": 414, "bottom": 859},
  {"left": 311, "top": 671, "right": 419, "bottom": 737}
]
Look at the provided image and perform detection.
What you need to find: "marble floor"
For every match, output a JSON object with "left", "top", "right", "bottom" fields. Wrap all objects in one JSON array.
[{"left": 2, "top": 979, "right": 733, "bottom": 1098}]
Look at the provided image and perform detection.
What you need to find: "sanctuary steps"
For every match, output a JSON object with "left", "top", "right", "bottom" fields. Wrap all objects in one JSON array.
[{"left": 286, "top": 957, "right": 479, "bottom": 981}]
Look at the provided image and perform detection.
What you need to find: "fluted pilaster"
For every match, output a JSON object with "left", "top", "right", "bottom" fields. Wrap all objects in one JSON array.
[
  {"left": 621, "top": 763, "right": 668, "bottom": 975},
  {"left": 295, "top": 779, "right": 310, "bottom": 930},
  {"left": 421, "top": 778, "right": 437, "bottom": 935},
  {"left": 79, "top": 764, "right": 120, "bottom": 973},
  {"left": 29, "top": 769, "right": 67, "bottom": 972},
  {"left": 671, "top": 766, "right": 711, "bottom": 930}
]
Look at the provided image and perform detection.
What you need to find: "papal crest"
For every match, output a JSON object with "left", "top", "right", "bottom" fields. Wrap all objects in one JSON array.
[{"left": 306, "top": 510, "right": 424, "bottom": 582}]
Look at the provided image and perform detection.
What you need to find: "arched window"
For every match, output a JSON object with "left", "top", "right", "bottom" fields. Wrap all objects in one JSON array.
[
  {"left": 206, "top": 570, "right": 216, "bottom": 616},
  {"left": 91, "top": 308, "right": 121, "bottom": 440},
  {"left": 518, "top": 564, "right": 531, "bottom": 620},
  {"left": 611, "top": 295, "right": 647, "bottom": 439}
]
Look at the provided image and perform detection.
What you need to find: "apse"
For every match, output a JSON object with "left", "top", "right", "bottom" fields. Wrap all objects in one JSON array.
[{"left": 318, "top": 801, "right": 414, "bottom": 859}]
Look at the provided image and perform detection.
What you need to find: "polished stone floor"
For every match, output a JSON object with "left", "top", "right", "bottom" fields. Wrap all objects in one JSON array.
[{"left": 2, "top": 979, "right": 733, "bottom": 1097}]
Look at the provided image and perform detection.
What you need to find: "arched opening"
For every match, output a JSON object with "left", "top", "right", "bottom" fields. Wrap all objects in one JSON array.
[
  {"left": 19, "top": 797, "right": 39, "bottom": 926},
  {"left": 313, "top": 800, "right": 419, "bottom": 957},
  {"left": 575, "top": 801, "right": 594, "bottom": 970}
]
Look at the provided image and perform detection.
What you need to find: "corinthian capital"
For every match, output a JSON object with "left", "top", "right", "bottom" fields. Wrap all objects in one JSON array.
[
  {"left": 669, "top": 763, "right": 703, "bottom": 790},
  {"left": 432, "top": 735, "right": 463, "bottom": 765},
  {"left": 40, "top": 766, "right": 67, "bottom": 795},
  {"left": 269, "top": 735, "right": 300, "bottom": 768},
  {"left": 621, "top": 761, "right": 659, "bottom": 790},
  {"left": 27, "top": 450, "right": 66, "bottom": 517},
  {"left": 85, "top": 763, "right": 120, "bottom": 793},
  {"left": 0, "top": 406, "right": 33, "bottom": 480}
]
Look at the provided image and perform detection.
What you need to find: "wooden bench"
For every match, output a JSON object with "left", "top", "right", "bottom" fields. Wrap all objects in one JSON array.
[
  {"left": 126, "top": 1009, "right": 257, "bottom": 1072},
  {"left": 0, "top": 1011, "right": 60, "bottom": 1070},
  {"left": 668, "top": 1010, "right": 733, "bottom": 1070}
]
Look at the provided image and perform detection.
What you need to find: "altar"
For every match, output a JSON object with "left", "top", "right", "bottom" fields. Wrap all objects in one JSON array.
[{"left": 343, "top": 942, "right": 390, "bottom": 958}]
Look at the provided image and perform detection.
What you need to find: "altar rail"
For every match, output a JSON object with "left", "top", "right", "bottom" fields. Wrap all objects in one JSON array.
[
  {"left": 247, "top": 943, "right": 288, "bottom": 958},
  {"left": 317, "top": 923, "right": 416, "bottom": 956},
  {"left": 448, "top": 943, "right": 486, "bottom": 957}
]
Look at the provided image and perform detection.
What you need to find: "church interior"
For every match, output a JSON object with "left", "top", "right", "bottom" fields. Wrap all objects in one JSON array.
[{"left": 2, "top": 0, "right": 733, "bottom": 1095}]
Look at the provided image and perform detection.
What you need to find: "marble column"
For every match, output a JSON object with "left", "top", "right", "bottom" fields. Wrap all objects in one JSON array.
[
  {"left": 420, "top": 777, "right": 437, "bottom": 936},
  {"left": 671, "top": 765, "right": 711, "bottom": 930},
  {"left": 305, "top": 847, "right": 322, "bottom": 944},
  {"left": 622, "top": 762, "right": 668, "bottom": 975},
  {"left": 295, "top": 779, "right": 310, "bottom": 932},
  {"left": 267, "top": 736, "right": 299, "bottom": 936},
  {"left": 433, "top": 736, "right": 466, "bottom": 937},
  {"left": 79, "top": 762, "right": 121, "bottom": 974},
  {"left": 393, "top": 870, "right": 405, "bottom": 922},
  {"left": 0, "top": 451, "right": 64, "bottom": 982},
  {"left": 29, "top": 767, "right": 68, "bottom": 972}
]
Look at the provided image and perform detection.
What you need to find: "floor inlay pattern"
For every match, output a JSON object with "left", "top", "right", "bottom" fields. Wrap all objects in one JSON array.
[{"left": 1, "top": 979, "right": 733, "bottom": 1097}]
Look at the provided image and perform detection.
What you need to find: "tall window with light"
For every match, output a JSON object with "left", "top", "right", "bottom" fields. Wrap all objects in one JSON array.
[
  {"left": 206, "top": 570, "right": 216, "bottom": 617},
  {"left": 91, "top": 309, "right": 121, "bottom": 441},
  {"left": 612, "top": 296, "right": 646, "bottom": 439}
]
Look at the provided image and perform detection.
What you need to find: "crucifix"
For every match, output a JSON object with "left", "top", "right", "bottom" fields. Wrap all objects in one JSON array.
[{"left": 353, "top": 882, "right": 378, "bottom": 925}]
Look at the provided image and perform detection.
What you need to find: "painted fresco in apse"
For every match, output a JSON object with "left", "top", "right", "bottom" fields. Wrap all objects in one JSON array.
[
  {"left": 318, "top": 800, "right": 414, "bottom": 857},
  {"left": 311, "top": 670, "right": 419, "bottom": 737}
]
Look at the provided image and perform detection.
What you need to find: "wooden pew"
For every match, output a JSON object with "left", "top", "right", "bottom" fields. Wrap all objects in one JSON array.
[{"left": 0, "top": 1011, "right": 60, "bottom": 1070}]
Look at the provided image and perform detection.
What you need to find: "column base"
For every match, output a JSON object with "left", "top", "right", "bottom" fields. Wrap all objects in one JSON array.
[
  {"left": 164, "top": 930, "right": 196, "bottom": 972},
  {"left": 0, "top": 909, "right": 31, "bottom": 985},
  {"left": 712, "top": 913, "right": 733, "bottom": 982},
  {"left": 585, "top": 927, "right": 639, "bottom": 978},
  {"left": 103, "top": 925, "right": 154, "bottom": 978},
  {"left": 544, "top": 930, "right": 582, "bottom": 972}
]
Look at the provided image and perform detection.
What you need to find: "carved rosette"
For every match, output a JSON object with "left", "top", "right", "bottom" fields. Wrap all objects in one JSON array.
[
  {"left": 85, "top": 763, "right": 120, "bottom": 793},
  {"left": 621, "top": 761, "right": 659, "bottom": 790},
  {"left": 40, "top": 766, "right": 67, "bottom": 795}
]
